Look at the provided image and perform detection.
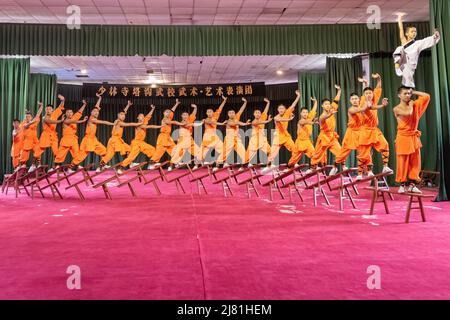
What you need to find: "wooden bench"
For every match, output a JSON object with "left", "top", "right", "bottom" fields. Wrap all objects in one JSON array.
[
  {"left": 367, "top": 187, "right": 434, "bottom": 223},
  {"left": 1, "top": 167, "right": 29, "bottom": 197},
  {"left": 262, "top": 165, "right": 308, "bottom": 201},
  {"left": 159, "top": 162, "right": 194, "bottom": 194},
  {"left": 21, "top": 166, "right": 49, "bottom": 199},
  {"left": 189, "top": 165, "right": 212, "bottom": 195}
]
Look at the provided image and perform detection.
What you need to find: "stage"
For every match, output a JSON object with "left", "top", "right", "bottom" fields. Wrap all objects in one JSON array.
[{"left": 1, "top": 168, "right": 449, "bottom": 300}]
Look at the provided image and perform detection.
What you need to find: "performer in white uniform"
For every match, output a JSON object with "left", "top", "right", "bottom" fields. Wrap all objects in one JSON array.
[{"left": 393, "top": 13, "right": 440, "bottom": 88}]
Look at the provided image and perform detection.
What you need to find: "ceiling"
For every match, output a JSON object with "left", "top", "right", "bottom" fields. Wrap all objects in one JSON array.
[
  {"left": 23, "top": 54, "right": 356, "bottom": 85},
  {"left": 0, "top": 0, "right": 429, "bottom": 25}
]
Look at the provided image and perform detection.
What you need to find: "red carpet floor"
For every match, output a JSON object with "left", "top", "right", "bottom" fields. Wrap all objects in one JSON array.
[{"left": 1, "top": 168, "right": 449, "bottom": 299}]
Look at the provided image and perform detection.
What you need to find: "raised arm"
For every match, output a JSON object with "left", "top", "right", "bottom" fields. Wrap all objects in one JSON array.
[
  {"left": 289, "top": 90, "right": 301, "bottom": 110},
  {"left": 172, "top": 98, "right": 181, "bottom": 112},
  {"left": 123, "top": 100, "right": 132, "bottom": 114},
  {"left": 238, "top": 97, "right": 248, "bottom": 115},
  {"left": 34, "top": 102, "right": 44, "bottom": 121},
  {"left": 412, "top": 89, "right": 431, "bottom": 98},
  {"left": 333, "top": 85, "right": 342, "bottom": 102},
  {"left": 311, "top": 97, "right": 318, "bottom": 114},
  {"left": 263, "top": 98, "right": 270, "bottom": 114},
  {"left": 190, "top": 104, "right": 197, "bottom": 117},
  {"left": 397, "top": 13, "right": 408, "bottom": 45},
  {"left": 56, "top": 94, "right": 65, "bottom": 112},
  {"left": 94, "top": 93, "right": 102, "bottom": 110},
  {"left": 217, "top": 95, "right": 228, "bottom": 113},
  {"left": 77, "top": 99, "right": 87, "bottom": 114},
  {"left": 146, "top": 105, "right": 156, "bottom": 119}
]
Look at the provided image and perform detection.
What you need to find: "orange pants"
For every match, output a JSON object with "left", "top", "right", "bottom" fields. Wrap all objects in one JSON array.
[
  {"left": 171, "top": 137, "right": 199, "bottom": 164},
  {"left": 34, "top": 132, "right": 59, "bottom": 159},
  {"left": 222, "top": 136, "right": 246, "bottom": 163},
  {"left": 198, "top": 133, "right": 224, "bottom": 163},
  {"left": 11, "top": 144, "right": 22, "bottom": 168},
  {"left": 122, "top": 140, "right": 155, "bottom": 167},
  {"left": 356, "top": 145, "right": 372, "bottom": 174},
  {"left": 396, "top": 149, "right": 421, "bottom": 183},
  {"left": 371, "top": 134, "right": 389, "bottom": 165},
  {"left": 311, "top": 138, "right": 342, "bottom": 166},
  {"left": 20, "top": 144, "right": 40, "bottom": 164},
  {"left": 246, "top": 136, "right": 271, "bottom": 164},
  {"left": 151, "top": 133, "right": 175, "bottom": 163},
  {"left": 295, "top": 139, "right": 315, "bottom": 161},
  {"left": 101, "top": 137, "right": 130, "bottom": 164},
  {"left": 55, "top": 141, "right": 79, "bottom": 164},
  {"left": 72, "top": 140, "right": 107, "bottom": 166},
  {"left": 269, "top": 134, "right": 302, "bottom": 167}
]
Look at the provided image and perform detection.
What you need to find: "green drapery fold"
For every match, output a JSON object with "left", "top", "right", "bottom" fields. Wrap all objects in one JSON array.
[
  {"left": 430, "top": 0, "right": 450, "bottom": 201},
  {"left": 369, "top": 52, "right": 437, "bottom": 184},
  {"left": 27, "top": 73, "right": 58, "bottom": 166},
  {"left": 0, "top": 22, "right": 430, "bottom": 57},
  {"left": 0, "top": 58, "right": 29, "bottom": 178}
]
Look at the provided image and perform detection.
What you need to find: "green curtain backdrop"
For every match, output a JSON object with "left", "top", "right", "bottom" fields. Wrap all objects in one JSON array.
[
  {"left": 0, "top": 22, "right": 429, "bottom": 57},
  {"left": 369, "top": 53, "right": 437, "bottom": 184},
  {"left": 27, "top": 73, "right": 58, "bottom": 166},
  {"left": 430, "top": 0, "right": 450, "bottom": 201},
  {"left": 325, "top": 57, "right": 363, "bottom": 168},
  {"left": 0, "top": 58, "right": 29, "bottom": 179}
]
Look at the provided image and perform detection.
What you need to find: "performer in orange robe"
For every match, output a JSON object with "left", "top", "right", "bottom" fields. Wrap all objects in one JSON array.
[
  {"left": 11, "top": 118, "right": 24, "bottom": 169},
  {"left": 197, "top": 95, "right": 228, "bottom": 166},
  {"left": 98, "top": 101, "right": 143, "bottom": 172},
  {"left": 31, "top": 95, "right": 66, "bottom": 170},
  {"left": 292, "top": 97, "right": 319, "bottom": 166},
  {"left": 69, "top": 94, "right": 114, "bottom": 172},
  {"left": 393, "top": 87, "right": 431, "bottom": 194},
  {"left": 263, "top": 90, "right": 302, "bottom": 172},
  {"left": 358, "top": 73, "right": 393, "bottom": 176},
  {"left": 245, "top": 98, "right": 273, "bottom": 166},
  {"left": 118, "top": 105, "right": 160, "bottom": 172},
  {"left": 148, "top": 99, "right": 181, "bottom": 168},
  {"left": 308, "top": 85, "right": 342, "bottom": 175},
  {"left": 221, "top": 97, "right": 250, "bottom": 166},
  {"left": 53, "top": 100, "right": 88, "bottom": 170},
  {"left": 170, "top": 104, "right": 201, "bottom": 169},
  {"left": 19, "top": 103, "right": 43, "bottom": 170}
]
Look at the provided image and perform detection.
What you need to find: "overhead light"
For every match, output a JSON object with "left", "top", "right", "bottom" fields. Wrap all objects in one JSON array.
[
  {"left": 151, "top": 84, "right": 157, "bottom": 88},
  {"left": 80, "top": 69, "right": 87, "bottom": 74},
  {"left": 276, "top": 70, "right": 283, "bottom": 75}
]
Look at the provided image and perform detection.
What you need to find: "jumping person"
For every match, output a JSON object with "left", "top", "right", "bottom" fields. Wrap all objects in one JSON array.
[
  {"left": 52, "top": 100, "right": 88, "bottom": 170},
  {"left": 358, "top": 73, "right": 393, "bottom": 177},
  {"left": 221, "top": 97, "right": 250, "bottom": 167},
  {"left": 11, "top": 118, "right": 24, "bottom": 169},
  {"left": 292, "top": 97, "right": 319, "bottom": 166},
  {"left": 307, "top": 85, "right": 342, "bottom": 175},
  {"left": 245, "top": 97, "right": 273, "bottom": 167},
  {"left": 393, "top": 87, "right": 431, "bottom": 194},
  {"left": 197, "top": 95, "right": 228, "bottom": 166},
  {"left": 30, "top": 95, "right": 65, "bottom": 171},
  {"left": 394, "top": 13, "right": 440, "bottom": 88},
  {"left": 97, "top": 101, "right": 142, "bottom": 172},
  {"left": 263, "top": 90, "right": 302, "bottom": 172},
  {"left": 18, "top": 103, "right": 43, "bottom": 169},
  {"left": 170, "top": 104, "right": 202, "bottom": 169},
  {"left": 147, "top": 98, "right": 181, "bottom": 169},
  {"left": 117, "top": 105, "right": 160, "bottom": 173},
  {"left": 68, "top": 94, "right": 114, "bottom": 172}
]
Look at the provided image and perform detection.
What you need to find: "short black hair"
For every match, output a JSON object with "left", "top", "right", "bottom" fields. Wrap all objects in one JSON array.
[
  {"left": 405, "top": 25, "right": 416, "bottom": 33},
  {"left": 13, "top": 118, "right": 20, "bottom": 122},
  {"left": 349, "top": 92, "right": 359, "bottom": 98},
  {"left": 397, "top": 85, "right": 412, "bottom": 94},
  {"left": 321, "top": 98, "right": 331, "bottom": 105},
  {"left": 363, "top": 87, "right": 374, "bottom": 93},
  {"left": 46, "top": 104, "right": 53, "bottom": 108},
  {"left": 300, "top": 107, "right": 308, "bottom": 112}
]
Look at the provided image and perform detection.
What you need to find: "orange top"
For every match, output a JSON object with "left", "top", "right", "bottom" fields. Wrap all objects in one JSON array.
[
  {"left": 395, "top": 95, "right": 430, "bottom": 155},
  {"left": 112, "top": 124, "right": 124, "bottom": 138},
  {"left": 225, "top": 111, "right": 242, "bottom": 137},
  {"left": 320, "top": 101, "right": 339, "bottom": 133},
  {"left": 361, "top": 87, "right": 382, "bottom": 128},
  {"left": 42, "top": 103, "right": 64, "bottom": 134},
  {"left": 62, "top": 112, "right": 82, "bottom": 137},
  {"left": 275, "top": 106, "right": 294, "bottom": 136},
  {"left": 251, "top": 112, "right": 268, "bottom": 137},
  {"left": 347, "top": 111, "right": 363, "bottom": 130},
  {"left": 135, "top": 115, "right": 152, "bottom": 141},
  {"left": 160, "top": 112, "right": 174, "bottom": 134},
  {"left": 296, "top": 110, "right": 316, "bottom": 140},
  {"left": 187, "top": 114, "right": 196, "bottom": 134},
  {"left": 205, "top": 109, "right": 221, "bottom": 132},
  {"left": 85, "top": 119, "right": 97, "bottom": 137},
  {"left": 22, "top": 118, "right": 40, "bottom": 149},
  {"left": 13, "top": 124, "right": 24, "bottom": 145}
]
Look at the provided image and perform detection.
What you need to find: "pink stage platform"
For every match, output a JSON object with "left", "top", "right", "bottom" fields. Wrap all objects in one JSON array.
[{"left": 0, "top": 168, "right": 449, "bottom": 299}]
